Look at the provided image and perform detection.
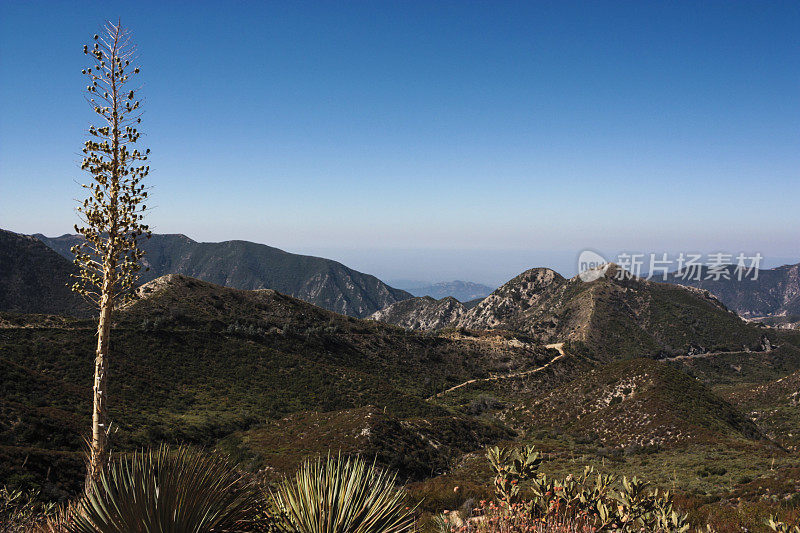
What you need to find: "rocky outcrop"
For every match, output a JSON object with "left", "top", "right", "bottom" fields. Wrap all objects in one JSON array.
[
  {"left": 455, "top": 268, "right": 569, "bottom": 333},
  {"left": 369, "top": 296, "right": 466, "bottom": 330}
]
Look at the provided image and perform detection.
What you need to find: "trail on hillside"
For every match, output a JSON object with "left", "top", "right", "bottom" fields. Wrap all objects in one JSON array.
[
  {"left": 429, "top": 343, "right": 566, "bottom": 399},
  {"left": 663, "top": 346, "right": 773, "bottom": 362}
]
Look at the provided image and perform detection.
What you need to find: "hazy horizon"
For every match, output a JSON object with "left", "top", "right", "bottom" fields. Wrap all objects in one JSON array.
[{"left": 11, "top": 225, "right": 798, "bottom": 287}]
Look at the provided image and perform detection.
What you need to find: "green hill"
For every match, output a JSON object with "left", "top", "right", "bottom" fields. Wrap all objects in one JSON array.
[{"left": 509, "top": 358, "right": 763, "bottom": 448}]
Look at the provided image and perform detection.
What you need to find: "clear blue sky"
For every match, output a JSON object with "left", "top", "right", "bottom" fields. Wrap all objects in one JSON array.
[{"left": 1, "top": 1, "right": 798, "bottom": 285}]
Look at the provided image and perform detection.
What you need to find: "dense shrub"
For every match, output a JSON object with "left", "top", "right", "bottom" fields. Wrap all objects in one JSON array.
[{"left": 438, "top": 445, "right": 689, "bottom": 533}]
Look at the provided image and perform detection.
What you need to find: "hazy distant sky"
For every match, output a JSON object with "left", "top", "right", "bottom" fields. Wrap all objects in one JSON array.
[{"left": 1, "top": 1, "right": 798, "bottom": 285}]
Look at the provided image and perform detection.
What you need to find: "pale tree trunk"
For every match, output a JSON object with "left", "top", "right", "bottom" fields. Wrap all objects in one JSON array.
[
  {"left": 87, "top": 270, "right": 114, "bottom": 490},
  {"left": 77, "top": 20, "right": 148, "bottom": 492},
  {"left": 86, "top": 22, "right": 122, "bottom": 490}
]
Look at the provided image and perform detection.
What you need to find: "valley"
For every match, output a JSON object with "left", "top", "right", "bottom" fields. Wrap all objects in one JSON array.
[{"left": 3, "top": 245, "right": 800, "bottom": 529}]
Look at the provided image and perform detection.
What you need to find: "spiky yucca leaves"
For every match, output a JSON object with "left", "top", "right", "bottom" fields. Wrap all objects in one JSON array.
[
  {"left": 271, "top": 455, "right": 415, "bottom": 533},
  {"left": 767, "top": 515, "right": 800, "bottom": 533},
  {"left": 67, "top": 445, "right": 260, "bottom": 533}
]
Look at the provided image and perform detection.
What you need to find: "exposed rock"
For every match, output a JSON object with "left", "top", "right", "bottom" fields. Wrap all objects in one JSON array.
[{"left": 369, "top": 296, "right": 466, "bottom": 330}]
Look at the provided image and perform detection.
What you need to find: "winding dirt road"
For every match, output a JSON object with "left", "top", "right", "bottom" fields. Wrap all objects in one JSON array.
[{"left": 428, "top": 342, "right": 566, "bottom": 399}]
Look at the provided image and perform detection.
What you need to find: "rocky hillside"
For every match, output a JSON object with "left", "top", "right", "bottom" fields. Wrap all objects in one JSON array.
[
  {"left": 457, "top": 268, "right": 571, "bottom": 334},
  {"left": 372, "top": 265, "right": 768, "bottom": 359},
  {"left": 35, "top": 232, "right": 411, "bottom": 317},
  {"left": 663, "top": 262, "right": 800, "bottom": 318},
  {"left": 0, "top": 229, "right": 90, "bottom": 317},
  {"left": 509, "top": 358, "right": 763, "bottom": 448},
  {"left": 370, "top": 296, "right": 467, "bottom": 330}
]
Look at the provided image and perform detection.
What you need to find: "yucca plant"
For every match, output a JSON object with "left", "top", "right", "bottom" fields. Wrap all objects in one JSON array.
[
  {"left": 66, "top": 444, "right": 261, "bottom": 533},
  {"left": 271, "top": 455, "right": 416, "bottom": 533}
]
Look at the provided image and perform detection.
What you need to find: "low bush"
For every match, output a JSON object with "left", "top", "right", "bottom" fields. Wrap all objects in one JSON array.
[{"left": 437, "top": 445, "right": 689, "bottom": 532}]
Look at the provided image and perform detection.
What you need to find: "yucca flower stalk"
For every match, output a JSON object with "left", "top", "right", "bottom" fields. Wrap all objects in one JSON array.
[
  {"left": 271, "top": 455, "right": 416, "bottom": 533},
  {"left": 74, "top": 20, "right": 152, "bottom": 487},
  {"left": 67, "top": 445, "right": 260, "bottom": 533}
]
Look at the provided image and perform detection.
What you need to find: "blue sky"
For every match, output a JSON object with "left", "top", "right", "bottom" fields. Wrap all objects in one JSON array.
[{"left": 1, "top": 1, "right": 798, "bottom": 285}]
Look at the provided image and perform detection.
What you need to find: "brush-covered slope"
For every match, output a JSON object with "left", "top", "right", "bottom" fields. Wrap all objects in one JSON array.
[
  {"left": 222, "top": 405, "right": 512, "bottom": 482},
  {"left": 472, "top": 265, "right": 770, "bottom": 359},
  {"left": 664, "top": 262, "right": 800, "bottom": 318},
  {"left": 509, "top": 358, "right": 763, "bottom": 448},
  {"left": 1, "top": 275, "right": 556, "bottom": 496},
  {"left": 370, "top": 296, "right": 467, "bottom": 330},
  {"left": 35, "top": 233, "right": 411, "bottom": 317},
  {"left": 723, "top": 368, "right": 800, "bottom": 449},
  {"left": 0, "top": 229, "right": 90, "bottom": 317},
  {"left": 554, "top": 266, "right": 766, "bottom": 359}
]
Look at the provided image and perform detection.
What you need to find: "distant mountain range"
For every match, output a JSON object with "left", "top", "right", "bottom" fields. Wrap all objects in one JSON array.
[
  {"left": 393, "top": 280, "right": 495, "bottom": 302},
  {"left": 662, "top": 263, "right": 800, "bottom": 319},
  {"left": 5, "top": 227, "right": 799, "bottom": 328},
  {"left": 33, "top": 232, "right": 411, "bottom": 318}
]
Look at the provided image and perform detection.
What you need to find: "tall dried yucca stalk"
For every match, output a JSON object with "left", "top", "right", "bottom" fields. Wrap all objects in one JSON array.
[{"left": 72, "top": 19, "right": 151, "bottom": 489}]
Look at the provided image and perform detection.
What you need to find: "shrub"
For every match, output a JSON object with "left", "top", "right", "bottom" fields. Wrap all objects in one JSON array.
[
  {"left": 485, "top": 445, "right": 541, "bottom": 506},
  {"left": 0, "top": 485, "right": 57, "bottom": 532},
  {"left": 66, "top": 444, "right": 261, "bottom": 533},
  {"left": 270, "top": 455, "right": 415, "bottom": 533},
  {"left": 483, "top": 445, "right": 689, "bottom": 532},
  {"left": 434, "top": 500, "right": 595, "bottom": 533}
]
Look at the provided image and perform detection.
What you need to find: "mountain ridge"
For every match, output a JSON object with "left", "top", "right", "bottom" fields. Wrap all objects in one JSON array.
[
  {"left": 662, "top": 262, "right": 800, "bottom": 319},
  {"left": 371, "top": 264, "right": 767, "bottom": 360},
  {"left": 34, "top": 232, "right": 412, "bottom": 318},
  {"left": 401, "top": 280, "right": 494, "bottom": 302},
  {"left": 0, "top": 229, "right": 91, "bottom": 317}
]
